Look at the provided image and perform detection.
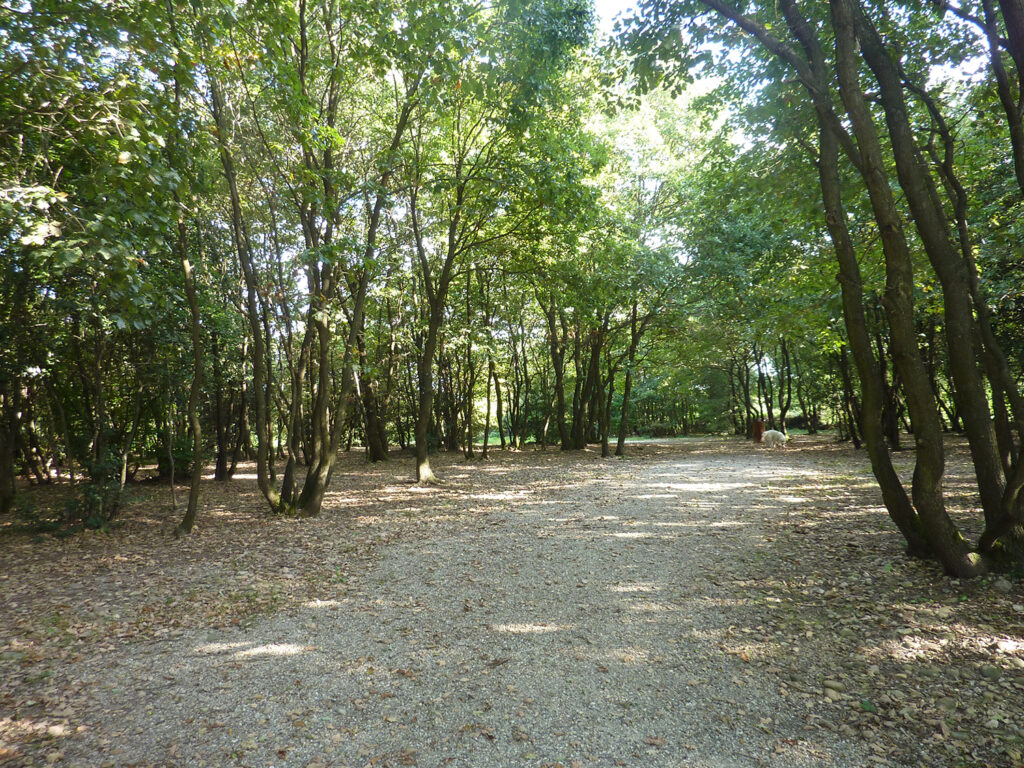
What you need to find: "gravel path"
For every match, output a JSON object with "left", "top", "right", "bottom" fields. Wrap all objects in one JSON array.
[{"left": 32, "top": 443, "right": 879, "bottom": 768}]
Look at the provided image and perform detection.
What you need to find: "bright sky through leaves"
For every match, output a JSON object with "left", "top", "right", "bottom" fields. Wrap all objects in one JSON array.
[{"left": 593, "top": 0, "right": 637, "bottom": 35}]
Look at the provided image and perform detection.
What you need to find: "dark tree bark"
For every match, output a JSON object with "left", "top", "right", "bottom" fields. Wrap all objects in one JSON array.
[
  {"left": 175, "top": 257, "right": 203, "bottom": 536},
  {"left": 358, "top": 325, "right": 389, "bottom": 463},
  {"left": 0, "top": 381, "right": 16, "bottom": 516},
  {"left": 836, "top": 349, "right": 862, "bottom": 449},
  {"left": 829, "top": 0, "right": 980, "bottom": 574},
  {"left": 540, "top": 298, "right": 570, "bottom": 450},
  {"left": 848, "top": 0, "right": 1005, "bottom": 529},
  {"left": 761, "top": 0, "right": 935, "bottom": 560},
  {"left": 776, "top": 337, "right": 793, "bottom": 432}
]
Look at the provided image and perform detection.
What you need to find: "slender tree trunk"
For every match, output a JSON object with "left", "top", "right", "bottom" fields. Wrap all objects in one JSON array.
[
  {"left": 482, "top": 356, "right": 492, "bottom": 459},
  {"left": 767, "top": 0, "right": 933, "bottom": 557},
  {"left": 776, "top": 337, "right": 792, "bottom": 432},
  {"left": 836, "top": 348, "right": 863, "bottom": 449},
  {"left": 615, "top": 302, "right": 645, "bottom": 457},
  {"left": 208, "top": 72, "right": 281, "bottom": 513},
  {"left": 176, "top": 257, "right": 203, "bottom": 536},
  {"left": 463, "top": 268, "right": 477, "bottom": 459},
  {"left": 0, "top": 382, "right": 16, "bottom": 515},
  {"left": 492, "top": 363, "right": 506, "bottom": 449},
  {"left": 210, "top": 332, "right": 229, "bottom": 480},
  {"left": 600, "top": 367, "right": 615, "bottom": 458},
  {"left": 615, "top": 365, "right": 634, "bottom": 457},
  {"left": 415, "top": 302, "right": 443, "bottom": 483},
  {"left": 45, "top": 379, "right": 74, "bottom": 484},
  {"left": 358, "top": 326, "right": 389, "bottom": 462},
  {"left": 540, "top": 301, "right": 570, "bottom": 449},
  {"left": 517, "top": 324, "right": 530, "bottom": 449}
]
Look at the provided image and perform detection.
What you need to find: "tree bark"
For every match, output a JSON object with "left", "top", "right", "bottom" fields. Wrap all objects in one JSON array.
[
  {"left": 0, "top": 381, "right": 16, "bottom": 515},
  {"left": 207, "top": 72, "right": 281, "bottom": 513},
  {"left": 849, "top": 0, "right": 1005, "bottom": 528},
  {"left": 176, "top": 257, "right": 203, "bottom": 536},
  {"left": 829, "top": 0, "right": 979, "bottom": 574}
]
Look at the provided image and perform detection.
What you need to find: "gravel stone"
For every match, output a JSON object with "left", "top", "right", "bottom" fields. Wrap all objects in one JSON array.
[{"left": 20, "top": 442, "right": 873, "bottom": 767}]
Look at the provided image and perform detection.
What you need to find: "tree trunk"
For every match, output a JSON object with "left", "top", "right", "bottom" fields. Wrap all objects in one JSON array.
[
  {"left": 776, "top": 337, "right": 792, "bottom": 432},
  {"left": 829, "top": 0, "right": 979, "bottom": 575},
  {"left": 207, "top": 72, "right": 281, "bottom": 513},
  {"left": 358, "top": 326, "right": 389, "bottom": 462},
  {"left": 176, "top": 256, "right": 203, "bottom": 536},
  {"left": 836, "top": 348, "right": 863, "bottom": 449},
  {"left": 600, "top": 366, "right": 615, "bottom": 458},
  {"left": 482, "top": 356, "right": 493, "bottom": 459},
  {"left": 414, "top": 302, "right": 443, "bottom": 484},
  {"left": 0, "top": 381, "right": 16, "bottom": 515},
  {"left": 850, "top": 0, "right": 1005, "bottom": 529},
  {"left": 541, "top": 301, "right": 570, "bottom": 449}
]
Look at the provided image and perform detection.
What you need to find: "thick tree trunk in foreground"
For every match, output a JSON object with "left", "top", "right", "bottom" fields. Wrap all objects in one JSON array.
[
  {"left": 831, "top": 0, "right": 979, "bottom": 575},
  {"left": 815, "top": 119, "right": 929, "bottom": 557},
  {"left": 851, "top": 1, "right": 1005, "bottom": 529}
]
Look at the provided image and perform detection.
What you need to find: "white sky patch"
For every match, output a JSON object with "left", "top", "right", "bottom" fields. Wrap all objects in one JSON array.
[{"left": 592, "top": 0, "right": 638, "bottom": 37}]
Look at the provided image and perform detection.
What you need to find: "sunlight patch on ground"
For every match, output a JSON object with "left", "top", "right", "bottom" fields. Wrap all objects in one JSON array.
[
  {"left": 490, "top": 622, "right": 570, "bottom": 634},
  {"left": 235, "top": 643, "right": 307, "bottom": 658},
  {"left": 607, "top": 531, "right": 655, "bottom": 539},
  {"left": 0, "top": 716, "right": 80, "bottom": 750},
  {"left": 608, "top": 582, "right": 660, "bottom": 593},
  {"left": 402, "top": 514, "right": 464, "bottom": 523},
  {"left": 595, "top": 647, "right": 660, "bottom": 664},
  {"left": 407, "top": 485, "right": 443, "bottom": 495},
  {"left": 197, "top": 507, "right": 239, "bottom": 518},
  {"left": 353, "top": 515, "right": 387, "bottom": 525},
  {"left": 650, "top": 481, "right": 752, "bottom": 492},
  {"left": 689, "top": 596, "right": 752, "bottom": 609},
  {"left": 380, "top": 484, "right": 418, "bottom": 495},
  {"left": 958, "top": 632, "right": 1024, "bottom": 659},
  {"left": 196, "top": 641, "right": 250, "bottom": 654},
  {"left": 872, "top": 635, "right": 950, "bottom": 663},
  {"left": 777, "top": 495, "right": 813, "bottom": 503},
  {"left": 863, "top": 628, "right": 1024, "bottom": 667},
  {"left": 304, "top": 599, "right": 342, "bottom": 609},
  {"left": 475, "top": 464, "right": 517, "bottom": 474}
]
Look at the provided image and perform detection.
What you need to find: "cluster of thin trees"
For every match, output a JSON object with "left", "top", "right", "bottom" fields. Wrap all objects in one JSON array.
[{"left": 1, "top": 0, "right": 704, "bottom": 532}]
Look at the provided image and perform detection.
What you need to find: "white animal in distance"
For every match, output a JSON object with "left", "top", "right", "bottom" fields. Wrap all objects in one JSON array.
[{"left": 762, "top": 429, "right": 788, "bottom": 448}]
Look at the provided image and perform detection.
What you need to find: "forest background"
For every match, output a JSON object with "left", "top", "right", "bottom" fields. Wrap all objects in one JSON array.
[{"left": 2, "top": 0, "right": 1024, "bottom": 576}]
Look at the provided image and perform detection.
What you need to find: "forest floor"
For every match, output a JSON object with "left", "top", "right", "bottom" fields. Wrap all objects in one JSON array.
[{"left": 1, "top": 436, "right": 1023, "bottom": 768}]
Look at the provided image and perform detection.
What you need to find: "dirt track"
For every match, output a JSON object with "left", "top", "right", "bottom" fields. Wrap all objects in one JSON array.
[{"left": 2, "top": 437, "right": 1022, "bottom": 767}]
